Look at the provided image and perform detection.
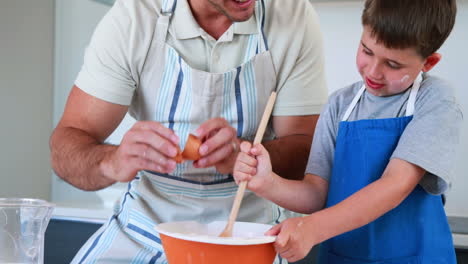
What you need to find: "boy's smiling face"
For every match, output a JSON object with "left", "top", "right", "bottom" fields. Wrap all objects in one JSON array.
[{"left": 356, "top": 26, "right": 440, "bottom": 97}]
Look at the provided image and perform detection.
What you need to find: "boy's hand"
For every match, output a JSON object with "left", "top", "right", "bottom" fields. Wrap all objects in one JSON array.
[
  {"left": 233, "top": 141, "right": 257, "bottom": 183},
  {"left": 233, "top": 142, "right": 273, "bottom": 195},
  {"left": 266, "top": 217, "right": 316, "bottom": 262}
]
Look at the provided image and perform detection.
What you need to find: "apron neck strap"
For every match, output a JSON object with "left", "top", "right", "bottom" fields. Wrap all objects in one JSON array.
[
  {"left": 256, "top": 0, "right": 269, "bottom": 52},
  {"left": 405, "top": 72, "right": 423, "bottom": 116},
  {"left": 161, "top": 0, "right": 177, "bottom": 15},
  {"left": 341, "top": 85, "right": 366, "bottom": 121},
  {"left": 342, "top": 72, "right": 423, "bottom": 121},
  {"left": 156, "top": 0, "right": 177, "bottom": 42}
]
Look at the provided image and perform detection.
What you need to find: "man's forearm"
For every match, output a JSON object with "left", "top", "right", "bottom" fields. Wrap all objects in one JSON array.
[
  {"left": 50, "top": 127, "right": 117, "bottom": 191},
  {"left": 264, "top": 134, "right": 313, "bottom": 180}
]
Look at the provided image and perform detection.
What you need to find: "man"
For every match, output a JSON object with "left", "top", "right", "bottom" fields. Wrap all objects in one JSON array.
[{"left": 50, "top": 0, "right": 327, "bottom": 262}]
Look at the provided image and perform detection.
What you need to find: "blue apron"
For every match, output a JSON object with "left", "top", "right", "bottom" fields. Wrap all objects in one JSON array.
[{"left": 318, "top": 74, "right": 456, "bottom": 264}]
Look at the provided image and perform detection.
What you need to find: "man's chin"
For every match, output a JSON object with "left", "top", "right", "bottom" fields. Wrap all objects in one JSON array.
[{"left": 227, "top": 10, "right": 255, "bottom": 22}]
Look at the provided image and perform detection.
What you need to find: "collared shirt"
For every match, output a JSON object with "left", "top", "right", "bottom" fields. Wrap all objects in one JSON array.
[
  {"left": 76, "top": 0, "right": 327, "bottom": 116},
  {"left": 168, "top": 0, "right": 259, "bottom": 73}
]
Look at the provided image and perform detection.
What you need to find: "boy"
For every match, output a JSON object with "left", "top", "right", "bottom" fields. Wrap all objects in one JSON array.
[{"left": 233, "top": 0, "right": 462, "bottom": 263}]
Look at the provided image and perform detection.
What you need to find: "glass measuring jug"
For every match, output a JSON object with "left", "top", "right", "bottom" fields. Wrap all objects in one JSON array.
[{"left": 0, "top": 198, "right": 54, "bottom": 264}]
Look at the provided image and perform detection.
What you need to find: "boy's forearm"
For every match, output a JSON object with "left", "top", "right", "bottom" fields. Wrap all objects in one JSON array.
[
  {"left": 260, "top": 173, "right": 327, "bottom": 214},
  {"left": 50, "top": 126, "right": 117, "bottom": 191},
  {"left": 263, "top": 134, "right": 312, "bottom": 180},
  {"left": 305, "top": 158, "right": 425, "bottom": 244}
]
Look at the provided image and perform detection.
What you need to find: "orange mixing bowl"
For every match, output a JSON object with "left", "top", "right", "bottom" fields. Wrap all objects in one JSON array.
[{"left": 155, "top": 221, "right": 277, "bottom": 264}]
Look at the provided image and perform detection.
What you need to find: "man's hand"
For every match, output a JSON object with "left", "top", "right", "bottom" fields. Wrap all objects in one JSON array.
[
  {"left": 100, "top": 121, "right": 179, "bottom": 182},
  {"left": 193, "top": 118, "right": 240, "bottom": 174},
  {"left": 51, "top": 86, "right": 183, "bottom": 190}
]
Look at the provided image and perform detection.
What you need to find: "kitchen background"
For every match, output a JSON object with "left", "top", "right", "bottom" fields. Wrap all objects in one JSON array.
[{"left": 1, "top": 0, "right": 467, "bottom": 252}]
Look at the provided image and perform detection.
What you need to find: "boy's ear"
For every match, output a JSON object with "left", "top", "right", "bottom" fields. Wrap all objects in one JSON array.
[{"left": 422, "top": 53, "right": 442, "bottom": 72}]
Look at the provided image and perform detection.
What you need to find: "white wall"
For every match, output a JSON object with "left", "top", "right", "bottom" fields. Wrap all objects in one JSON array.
[
  {"left": 52, "top": 0, "right": 468, "bottom": 216},
  {"left": 53, "top": 0, "right": 110, "bottom": 124},
  {"left": 51, "top": 0, "right": 123, "bottom": 206},
  {"left": 0, "top": 0, "right": 54, "bottom": 199}
]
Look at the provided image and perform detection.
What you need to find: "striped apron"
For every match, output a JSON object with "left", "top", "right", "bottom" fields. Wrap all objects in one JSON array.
[{"left": 72, "top": 0, "right": 286, "bottom": 263}]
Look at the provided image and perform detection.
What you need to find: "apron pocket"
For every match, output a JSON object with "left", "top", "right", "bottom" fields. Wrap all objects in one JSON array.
[
  {"left": 123, "top": 209, "right": 165, "bottom": 253},
  {"left": 325, "top": 250, "right": 421, "bottom": 264}
]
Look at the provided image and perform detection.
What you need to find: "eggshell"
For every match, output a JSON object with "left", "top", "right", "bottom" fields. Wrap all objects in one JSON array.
[
  {"left": 174, "top": 134, "right": 202, "bottom": 163},
  {"left": 175, "top": 146, "right": 184, "bottom": 163},
  {"left": 182, "top": 134, "right": 202, "bottom": 161}
]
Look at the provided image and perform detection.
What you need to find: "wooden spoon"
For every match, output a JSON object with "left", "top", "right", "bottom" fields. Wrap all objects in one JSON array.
[{"left": 219, "top": 91, "right": 277, "bottom": 237}]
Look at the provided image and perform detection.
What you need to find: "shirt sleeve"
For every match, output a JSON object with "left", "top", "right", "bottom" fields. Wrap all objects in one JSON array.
[
  {"left": 391, "top": 77, "right": 463, "bottom": 195},
  {"left": 75, "top": 1, "right": 136, "bottom": 105},
  {"left": 270, "top": 1, "right": 328, "bottom": 116},
  {"left": 305, "top": 93, "right": 339, "bottom": 180}
]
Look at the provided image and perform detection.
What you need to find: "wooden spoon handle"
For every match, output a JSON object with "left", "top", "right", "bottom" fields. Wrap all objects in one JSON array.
[
  {"left": 224, "top": 181, "right": 248, "bottom": 233},
  {"left": 222, "top": 91, "right": 277, "bottom": 236},
  {"left": 252, "top": 92, "right": 277, "bottom": 146}
]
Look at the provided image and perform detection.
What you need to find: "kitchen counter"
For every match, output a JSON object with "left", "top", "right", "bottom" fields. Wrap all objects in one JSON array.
[
  {"left": 52, "top": 201, "right": 112, "bottom": 224},
  {"left": 450, "top": 216, "right": 468, "bottom": 249},
  {"left": 51, "top": 202, "right": 468, "bottom": 248},
  {"left": 453, "top": 234, "right": 468, "bottom": 250}
]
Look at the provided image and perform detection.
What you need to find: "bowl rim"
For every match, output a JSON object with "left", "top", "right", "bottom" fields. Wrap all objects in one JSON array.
[{"left": 154, "top": 220, "right": 276, "bottom": 245}]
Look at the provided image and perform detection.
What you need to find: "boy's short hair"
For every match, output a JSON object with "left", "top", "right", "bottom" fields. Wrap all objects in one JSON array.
[{"left": 362, "top": 0, "right": 457, "bottom": 58}]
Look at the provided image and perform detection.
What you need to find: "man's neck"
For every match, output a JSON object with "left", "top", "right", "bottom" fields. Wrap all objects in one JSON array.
[{"left": 188, "top": 0, "right": 232, "bottom": 40}]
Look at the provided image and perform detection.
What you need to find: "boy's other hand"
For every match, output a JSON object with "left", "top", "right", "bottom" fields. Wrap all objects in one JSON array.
[{"left": 266, "top": 217, "right": 315, "bottom": 262}]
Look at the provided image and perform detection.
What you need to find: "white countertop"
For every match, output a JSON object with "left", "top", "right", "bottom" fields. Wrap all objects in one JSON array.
[
  {"left": 51, "top": 202, "right": 468, "bottom": 248},
  {"left": 453, "top": 234, "right": 468, "bottom": 249},
  {"left": 52, "top": 201, "right": 112, "bottom": 224}
]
